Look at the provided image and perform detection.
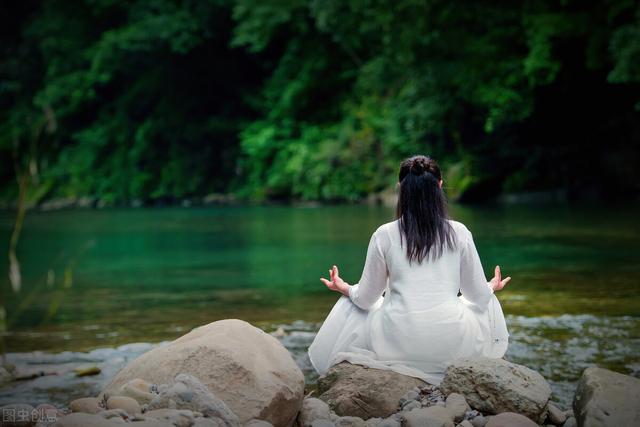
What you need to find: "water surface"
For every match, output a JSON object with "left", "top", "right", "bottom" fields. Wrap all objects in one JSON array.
[{"left": 0, "top": 204, "right": 638, "bottom": 406}]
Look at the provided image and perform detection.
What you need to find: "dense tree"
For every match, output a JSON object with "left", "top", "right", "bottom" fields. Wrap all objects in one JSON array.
[{"left": 1, "top": 0, "right": 639, "bottom": 204}]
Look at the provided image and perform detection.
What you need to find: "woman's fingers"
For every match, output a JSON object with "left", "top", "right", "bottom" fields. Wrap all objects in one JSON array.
[
  {"left": 494, "top": 265, "right": 501, "bottom": 282},
  {"left": 320, "top": 278, "right": 333, "bottom": 288},
  {"left": 501, "top": 276, "right": 511, "bottom": 287},
  {"left": 333, "top": 265, "right": 340, "bottom": 279}
]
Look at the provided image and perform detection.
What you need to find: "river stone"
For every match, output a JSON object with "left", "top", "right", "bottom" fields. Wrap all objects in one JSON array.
[
  {"left": 147, "top": 374, "right": 239, "bottom": 426},
  {"left": 401, "top": 406, "right": 455, "bottom": 427},
  {"left": 546, "top": 403, "right": 566, "bottom": 425},
  {"left": 334, "top": 416, "right": 365, "bottom": 427},
  {"left": 106, "top": 378, "right": 156, "bottom": 405},
  {"left": 106, "top": 396, "right": 140, "bottom": 415},
  {"left": 440, "top": 357, "right": 551, "bottom": 423},
  {"left": 143, "top": 409, "right": 195, "bottom": 427},
  {"left": 445, "top": 393, "right": 470, "bottom": 423},
  {"left": 244, "top": 420, "right": 274, "bottom": 427},
  {"left": 573, "top": 366, "right": 640, "bottom": 427},
  {"left": 376, "top": 419, "right": 400, "bottom": 427},
  {"left": 484, "top": 412, "right": 537, "bottom": 427},
  {"left": 103, "top": 320, "right": 304, "bottom": 427},
  {"left": 456, "top": 421, "right": 473, "bottom": 427},
  {"left": 51, "top": 413, "right": 127, "bottom": 427},
  {"left": 316, "top": 363, "right": 426, "bottom": 419},
  {"left": 298, "top": 398, "right": 332, "bottom": 426},
  {"left": 69, "top": 397, "right": 103, "bottom": 414}
]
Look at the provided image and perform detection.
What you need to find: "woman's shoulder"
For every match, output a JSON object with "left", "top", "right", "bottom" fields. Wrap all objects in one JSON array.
[
  {"left": 373, "top": 220, "right": 399, "bottom": 236},
  {"left": 447, "top": 219, "right": 473, "bottom": 240}
]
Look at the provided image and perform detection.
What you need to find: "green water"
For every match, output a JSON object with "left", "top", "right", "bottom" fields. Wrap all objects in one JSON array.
[{"left": 1, "top": 204, "right": 639, "bottom": 353}]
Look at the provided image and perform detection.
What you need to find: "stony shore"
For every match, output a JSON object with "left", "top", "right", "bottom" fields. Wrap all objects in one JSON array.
[{"left": 0, "top": 319, "right": 638, "bottom": 427}]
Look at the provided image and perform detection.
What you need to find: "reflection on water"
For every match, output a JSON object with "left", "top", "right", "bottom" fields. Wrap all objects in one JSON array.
[
  {"left": 1, "top": 315, "right": 638, "bottom": 409},
  {"left": 0, "top": 204, "right": 639, "bottom": 406}
]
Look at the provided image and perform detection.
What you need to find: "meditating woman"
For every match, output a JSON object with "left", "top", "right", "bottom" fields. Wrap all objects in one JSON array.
[{"left": 308, "top": 155, "right": 511, "bottom": 385}]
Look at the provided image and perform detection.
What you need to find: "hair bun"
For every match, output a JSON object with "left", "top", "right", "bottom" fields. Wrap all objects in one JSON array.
[{"left": 410, "top": 158, "right": 428, "bottom": 175}]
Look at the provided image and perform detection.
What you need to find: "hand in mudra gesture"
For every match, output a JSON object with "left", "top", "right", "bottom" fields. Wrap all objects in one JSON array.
[
  {"left": 320, "top": 265, "right": 350, "bottom": 296},
  {"left": 490, "top": 265, "right": 511, "bottom": 291}
]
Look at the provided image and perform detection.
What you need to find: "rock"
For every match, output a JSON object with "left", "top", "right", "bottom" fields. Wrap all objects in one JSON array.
[
  {"left": 317, "top": 363, "right": 426, "bottom": 419},
  {"left": 106, "top": 396, "right": 140, "bottom": 415},
  {"left": 401, "top": 406, "right": 455, "bottom": 427},
  {"left": 298, "top": 398, "right": 332, "bottom": 426},
  {"left": 51, "top": 413, "right": 125, "bottom": 427},
  {"left": 103, "top": 320, "right": 303, "bottom": 427},
  {"left": 244, "top": 420, "right": 274, "bottom": 427},
  {"left": 147, "top": 374, "right": 239, "bottom": 426},
  {"left": 143, "top": 409, "right": 195, "bottom": 427},
  {"left": 573, "top": 367, "right": 640, "bottom": 427},
  {"left": 69, "top": 398, "right": 103, "bottom": 414},
  {"left": 310, "top": 421, "right": 335, "bottom": 427},
  {"left": 363, "top": 418, "right": 382, "bottom": 427},
  {"left": 445, "top": 394, "right": 470, "bottom": 423},
  {"left": 440, "top": 357, "right": 551, "bottom": 423},
  {"left": 484, "top": 412, "right": 537, "bottom": 427},
  {"left": 98, "top": 409, "right": 128, "bottom": 420},
  {"left": 376, "top": 419, "right": 400, "bottom": 427},
  {"left": 401, "top": 401, "right": 420, "bottom": 412},
  {"left": 106, "top": 378, "right": 156, "bottom": 405},
  {"left": 456, "top": 421, "right": 473, "bottom": 427},
  {"left": 334, "top": 417, "right": 365, "bottom": 427},
  {"left": 193, "top": 418, "right": 228, "bottom": 427},
  {"left": 468, "top": 414, "right": 486, "bottom": 427},
  {"left": 0, "top": 403, "right": 36, "bottom": 427},
  {"left": 546, "top": 403, "right": 566, "bottom": 425},
  {"left": 561, "top": 417, "right": 576, "bottom": 427}
]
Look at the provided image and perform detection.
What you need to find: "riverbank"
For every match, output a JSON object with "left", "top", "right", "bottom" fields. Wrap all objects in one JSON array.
[
  {"left": 1, "top": 315, "right": 639, "bottom": 411},
  {"left": 2, "top": 319, "right": 639, "bottom": 427}
]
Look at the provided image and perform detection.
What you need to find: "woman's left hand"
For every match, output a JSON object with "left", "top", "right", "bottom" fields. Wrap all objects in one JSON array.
[
  {"left": 490, "top": 265, "right": 511, "bottom": 292},
  {"left": 320, "top": 265, "right": 350, "bottom": 296}
]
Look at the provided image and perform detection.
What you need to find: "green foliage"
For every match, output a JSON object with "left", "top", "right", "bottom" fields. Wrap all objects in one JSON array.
[{"left": 1, "top": 0, "right": 639, "bottom": 204}]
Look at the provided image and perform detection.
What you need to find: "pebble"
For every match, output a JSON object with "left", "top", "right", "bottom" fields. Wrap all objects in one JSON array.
[
  {"left": 445, "top": 393, "right": 470, "bottom": 423},
  {"left": 402, "top": 401, "right": 421, "bottom": 412},
  {"left": 485, "top": 412, "right": 537, "bottom": 427},
  {"left": 143, "top": 409, "right": 195, "bottom": 427},
  {"left": 98, "top": 408, "right": 129, "bottom": 420},
  {"left": 561, "top": 417, "right": 577, "bottom": 427},
  {"left": 376, "top": 419, "right": 401, "bottom": 427},
  {"left": 457, "top": 421, "right": 473, "bottom": 427},
  {"left": 311, "top": 421, "right": 336, "bottom": 427},
  {"left": 402, "top": 406, "right": 455, "bottom": 427},
  {"left": 69, "top": 397, "right": 102, "bottom": 414},
  {"left": 334, "top": 416, "right": 366, "bottom": 427},
  {"left": 405, "top": 391, "right": 419, "bottom": 401},
  {"left": 469, "top": 414, "right": 487, "bottom": 427},
  {"left": 106, "top": 396, "right": 141, "bottom": 415},
  {"left": 546, "top": 403, "right": 566, "bottom": 425}
]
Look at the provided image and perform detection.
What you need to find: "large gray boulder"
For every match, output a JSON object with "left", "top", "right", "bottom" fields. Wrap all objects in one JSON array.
[
  {"left": 573, "top": 367, "right": 640, "bottom": 427},
  {"left": 316, "top": 362, "right": 426, "bottom": 419},
  {"left": 439, "top": 357, "right": 551, "bottom": 424},
  {"left": 103, "top": 319, "right": 304, "bottom": 427}
]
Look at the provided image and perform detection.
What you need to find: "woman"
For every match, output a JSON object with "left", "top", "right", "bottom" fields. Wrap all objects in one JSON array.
[{"left": 308, "top": 155, "right": 511, "bottom": 385}]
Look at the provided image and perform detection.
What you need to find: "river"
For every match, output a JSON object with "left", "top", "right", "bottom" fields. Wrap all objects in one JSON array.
[{"left": 1, "top": 203, "right": 639, "bottom": 407}]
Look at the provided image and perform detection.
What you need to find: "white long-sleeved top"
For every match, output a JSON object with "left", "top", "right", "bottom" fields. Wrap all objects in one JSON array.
[{"left": 308, "top": 219, "right": 508, "bottom": 384}]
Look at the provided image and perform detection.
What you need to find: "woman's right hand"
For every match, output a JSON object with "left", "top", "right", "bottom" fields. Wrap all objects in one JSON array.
[
  {"left": 490, "top": 265, "right": 511, "bottom": 292},
  {"left": 320, "top": 265, "right": 350, "bottom": 296}
]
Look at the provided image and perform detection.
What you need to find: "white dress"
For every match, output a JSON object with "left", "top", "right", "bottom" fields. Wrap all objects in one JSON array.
[{"left": 308, "top": 219, "right": 509, "bottom": 385}]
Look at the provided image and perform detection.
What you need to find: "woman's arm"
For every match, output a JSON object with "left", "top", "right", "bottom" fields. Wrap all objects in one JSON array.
[
  {"left": 320, "top": 231, "right": 388, "bottom": 310},
  {"left": 460, "top": 227, "right": 511, "bottom": 307}
]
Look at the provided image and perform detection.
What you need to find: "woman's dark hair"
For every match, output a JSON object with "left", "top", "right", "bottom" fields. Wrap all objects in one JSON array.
[{"left": 396, "top": 155, "right": 455, "bottom": 263}]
